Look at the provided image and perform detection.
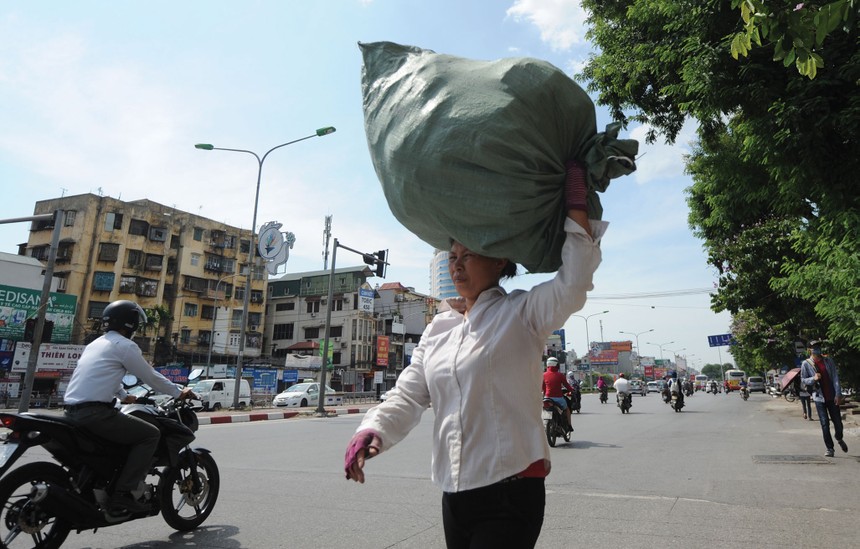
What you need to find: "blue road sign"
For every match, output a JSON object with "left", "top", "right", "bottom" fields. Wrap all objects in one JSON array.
[{"left": 707, "top": 334, "right": 734, "bottom": 347}]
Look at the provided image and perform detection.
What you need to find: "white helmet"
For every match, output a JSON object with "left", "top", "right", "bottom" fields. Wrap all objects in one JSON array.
[{"left": 546, "top": 357, "right": 559, "bottom": 369}]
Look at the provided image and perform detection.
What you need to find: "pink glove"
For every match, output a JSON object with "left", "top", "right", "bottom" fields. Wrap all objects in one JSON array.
[
  {"left": 344, "top": 429, "right": 382, "bottom": 482},
  {"left": 564, "top": 159, "right": 587, "bottom": 212}
]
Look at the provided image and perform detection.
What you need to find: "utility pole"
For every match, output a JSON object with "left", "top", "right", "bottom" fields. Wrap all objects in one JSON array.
[{"left": 322, "top": 215, "right": 332, "bottom": 270}]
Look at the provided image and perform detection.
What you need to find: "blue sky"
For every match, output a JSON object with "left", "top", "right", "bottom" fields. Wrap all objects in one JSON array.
[{"left": 0, "top": 0, "right": 733, "bottom": 369}]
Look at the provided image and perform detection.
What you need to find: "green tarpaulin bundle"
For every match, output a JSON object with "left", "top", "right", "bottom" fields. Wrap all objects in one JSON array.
[{"left": 360, "top": 41, "right": 638, "bottom": 273}]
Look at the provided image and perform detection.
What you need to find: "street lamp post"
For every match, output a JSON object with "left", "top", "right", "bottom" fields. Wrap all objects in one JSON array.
[
  {"left": 195, "top": 126, "right": 336, "bottom": 408},
  {"left": 619, "top": 328, "right": 653, "bottom": 378},
  {"left": 646, "top": 340, "right": 675, "bottom": 361},
  {"left": 205, "top": 273, "right": 238, "bottom": 379},
  {"left": 571, "top": 310, "right": 608, "bottom": 386}
]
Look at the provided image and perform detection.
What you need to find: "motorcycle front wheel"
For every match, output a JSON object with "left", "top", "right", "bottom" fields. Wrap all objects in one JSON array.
[
  {"left": 159, "top": 451, "right": 220, "bottom": 531},
  {"left": 0, "top": 462, "right": 72, "bottom": 549}
]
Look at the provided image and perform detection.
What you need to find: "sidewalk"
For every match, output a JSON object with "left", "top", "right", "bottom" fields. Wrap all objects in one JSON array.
[{"left": 197, "top": 403, "right": 377, "bottom": 425}]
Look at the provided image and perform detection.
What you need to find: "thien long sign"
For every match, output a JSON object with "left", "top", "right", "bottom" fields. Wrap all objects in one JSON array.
[{"left": 11, "top": 343, "right": 86, "bottom": 372}]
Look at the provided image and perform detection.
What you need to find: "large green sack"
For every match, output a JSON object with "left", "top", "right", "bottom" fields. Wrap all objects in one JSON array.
[{"left": 360, "top": 41, "right": 638, "bottom": 273}]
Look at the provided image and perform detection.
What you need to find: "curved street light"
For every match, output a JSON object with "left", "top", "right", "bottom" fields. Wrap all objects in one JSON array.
[
  {"left": 195, "top": 126, "right": 336, "bottom": 408},
  {"left": 646, "top": 340, "right": 675, "bottom": 361},
  {"left": 571, "top": 310, "right": 608, "bottom": 383},
  {"left": 619, "top": 328, "right": 654, "bottom": 378}
]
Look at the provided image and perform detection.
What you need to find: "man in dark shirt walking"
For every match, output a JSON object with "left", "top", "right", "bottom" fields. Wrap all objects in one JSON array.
[{"left": 799, "top": 341, "right": 846, "bottom": 458}]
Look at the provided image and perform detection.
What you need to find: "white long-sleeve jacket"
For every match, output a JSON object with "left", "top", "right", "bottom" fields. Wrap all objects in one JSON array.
[{"left": 357, "top": 218, "right": 606, "bottom": 492}]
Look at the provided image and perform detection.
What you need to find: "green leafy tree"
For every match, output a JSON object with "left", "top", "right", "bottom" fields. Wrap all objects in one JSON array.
[
  {"left": 580, "top": 0, "right": 859, "bottom": 384},
  {"left": 730, "top": 0, "right": 857, "bottom": 79}
]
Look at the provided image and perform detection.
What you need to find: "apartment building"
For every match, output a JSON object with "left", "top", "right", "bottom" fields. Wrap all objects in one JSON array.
[{"left": 20, "top": 193, "right": 266, "bottom": 365}]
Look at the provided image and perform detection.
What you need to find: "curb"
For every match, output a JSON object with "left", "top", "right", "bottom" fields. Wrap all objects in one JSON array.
[{"left": 198, "top": 407, "right": 368, "bottom": 426}]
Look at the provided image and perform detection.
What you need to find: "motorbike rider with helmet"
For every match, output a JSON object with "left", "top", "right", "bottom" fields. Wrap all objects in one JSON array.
[
  {"left": 63, "top": 300, "right": 196, "bottom": 518},
  {"left": 668, "top": 370, "right": 685, "bottom": 407},
  {"left": 613, "top": 372, "right": 631, "bottom": 409},
  {"left": 541, "top": 357, "right": 573, "bottom": 432}
]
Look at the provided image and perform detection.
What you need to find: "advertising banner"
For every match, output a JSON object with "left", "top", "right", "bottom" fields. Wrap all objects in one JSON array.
[
  {"left": 0, "top": 284, "right": 77, "bottom": 343},
  {"left": 590, "top": 349, "right": 618, "bottom": 365},
  {"left": 376, "top": 336, "right": 389, "bottom": 367},
  {"left": 11, "top": 343, "right": 86, "bottom": 372},
  {"left": 611, "top": 341, "right": 633, "bottom": 352},
  {"left": 644, "top": 365, "right": 654, "bottom": 378},
  {"left": 156, "top": 366, "right": 190, "bottom": 383}
]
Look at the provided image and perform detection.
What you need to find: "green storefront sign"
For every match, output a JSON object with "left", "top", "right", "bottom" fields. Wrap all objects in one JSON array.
[{"left": 0, "top": 284, "right": 77, "bottom": 343}]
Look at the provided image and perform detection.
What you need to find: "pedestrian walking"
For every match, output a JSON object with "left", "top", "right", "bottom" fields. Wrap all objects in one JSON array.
[
  {"left": 344, "top": 160, "right": 607, "bottom": 549},
  {"left": 798, "top": 380, "right": 813, "bottom": 421},
  {"left": 800, "top": 341, "right": 847, "bottom": 457}
]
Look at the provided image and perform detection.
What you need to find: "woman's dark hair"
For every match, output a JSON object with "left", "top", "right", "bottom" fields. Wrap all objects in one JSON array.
[{"left": 500, "top": 260, "right": 517, "bottom": 280}]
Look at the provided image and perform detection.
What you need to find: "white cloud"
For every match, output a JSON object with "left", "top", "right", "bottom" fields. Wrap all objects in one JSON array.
[
  {"left": 506, "top": 0, "right": 588, "bottom": 51},
  {"left": 629, "top": 121, "right": 698, "bottom": 185}
]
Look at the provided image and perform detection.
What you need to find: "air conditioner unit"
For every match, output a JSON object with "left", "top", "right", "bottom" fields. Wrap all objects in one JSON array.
[
  {"left": 340, "top": 341, "right": 347, "bottom": 348},
  {"left": 310, "top": 312, "right": 316, "bottom": 318},
  {"left": 333, "top": 337, "right": 340, "bottom": 342}
]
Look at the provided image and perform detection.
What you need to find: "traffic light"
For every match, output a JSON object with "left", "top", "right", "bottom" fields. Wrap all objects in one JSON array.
[
  {"left": 23, "top": 319, "right": 53, "bottom": 343},
  {"left": 363, "top": 250, "right": 387, "bottom": 278},
  {"left": 374, "top": 250, "right": 387, "bottom": 278}
]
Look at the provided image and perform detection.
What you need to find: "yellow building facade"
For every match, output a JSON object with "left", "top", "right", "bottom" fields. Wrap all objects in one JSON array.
[{"left": 22, "top": 194, "right": 266, "bottom": 365}]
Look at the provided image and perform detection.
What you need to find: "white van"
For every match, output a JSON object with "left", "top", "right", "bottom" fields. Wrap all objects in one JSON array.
[{"left": 193, "top": 378, "right": 252, "bottom": 410}]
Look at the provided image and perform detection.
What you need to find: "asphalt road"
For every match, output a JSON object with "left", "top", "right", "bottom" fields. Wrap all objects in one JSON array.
[{"left": 24, "top": 391, "right": 860, "bottom": 548}]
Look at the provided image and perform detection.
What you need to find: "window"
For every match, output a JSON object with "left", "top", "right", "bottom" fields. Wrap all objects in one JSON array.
[
  {"left": 128, "top": 219, "right": 148, "bottom": 236},
  {"left": 250, "top": 290, "right": 263, "bottom": 304},
  {"left": 119, "top": 275, "right": 137, "bottom": 293},
  {"left": 193, "top": 227, "right": 204, "bottom": 241},
  {"left": 104, "top": 212, "right": 123, "bottom": 232},
  {"left": 92, "top": 272, "right": 115, "bottom": 292},
  {"left": 333, "top": 299, "right": 344, "bottom": 311},
  {"left": 183, "top": 276, "right": 208, "bottom": 293},
  {"left": 273, "top": 323, "right": 294, "bottom": 340},
  {"left": 127, "top": 249, "right": 143, "bottom": 268},
  {"left": 145, "top": 254, "right": 163, "bottom": 271},
  {"left": 184, "top": 303, "right": 198, "bottom": 317},
  {"left": 180, "top": 329, "right": 191, "bottom": 344},
  {"left": 136, "top": 278, "right": 158, "bottom": 297},
  {"left": 30, "top": 246, "right": 49, "bottom": 261},
  {"left": 63, "top": 210, "right": 76, "bottom": 227},
  {"left": 231, "top": 309, "right": 244, "bottom": 329},
  {"left": 198, "top": 330, "right": 211, "bottom": 344},
  {"left": 329, "top": 325, "right": 343, "bottom": 338},
  {"left": 228, "top": 333, "right": 240, "bottom": 346},
  {"left": 57, "top": 243, "right": 73, "bottom": 262},
  {"left": 87, "top": 301, "right": 110, "bottom": 319},
  {"left": 248, "top": 312, "right": 261, "bottom": 329},
  {"left": 201, "top": 305, "right": 215, "bottom": 320},
  {"left": 304, "top": 327, "right": 320, "bottom": 339},
  {"left": 333, "top": 351, "right": 342, "bottom": 365},
  {"left": 149, "top": 226, "right": 168, "bottom": 242},
  {"left": 223, "top": 235, "right": 236, "bottom": 249},
  {"left": 306, "top": 301, "right": 320, "bottom": 314},
  {"left": 234, "top": 286, "right": 245, "bottom": 302},
  {"left": 98, "top": 243, "right": 119, "bottom": 262},
  {"left": 190, "top": 253, "right": 201, "bottom": 267},
  {"left": 275, "top": 302, "right": 294, "bottom": 311},
  {"left": 240, "top": 239, "right": 250, "bottom": 253}
]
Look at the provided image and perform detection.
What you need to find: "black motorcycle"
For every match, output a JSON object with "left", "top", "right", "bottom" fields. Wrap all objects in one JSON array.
[
  {"left": 617, "top": 392, "right": 632, "bottom": 414},
  {"left": 0, "top": 374, "right": 219, "bottom": 548},
  {"left": 568, "top": 385, "right": 582, "bottom": 414},
  {"left": 599, "top": 386, "right": 608, "bottom": 404},
  {"left": 671, "top": 386, "right": 685, "bottom": 412},
  {"left": 541, "top": 397, "right": 571, "bottom": 447}
]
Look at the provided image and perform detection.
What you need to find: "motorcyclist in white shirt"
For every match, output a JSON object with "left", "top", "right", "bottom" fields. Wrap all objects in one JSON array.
[
  {"left": 613, "top": 373, "right": 631, "bottom": 408},
  {"left": 63, "top": 300, "right": 196, "bottom": 518}
]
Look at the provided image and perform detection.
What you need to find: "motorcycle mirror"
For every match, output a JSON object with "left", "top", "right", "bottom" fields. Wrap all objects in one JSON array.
[
  {"left": 122, "top": 374, "right": 139, "bottom": 388},
  {"left": 187, "top": 368, "right": 203, "bottom": 382}
]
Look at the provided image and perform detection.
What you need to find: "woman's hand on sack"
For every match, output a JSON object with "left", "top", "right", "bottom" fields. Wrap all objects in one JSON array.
[{"left": 344, "top": 429, "right": 382, "bottom": 483}]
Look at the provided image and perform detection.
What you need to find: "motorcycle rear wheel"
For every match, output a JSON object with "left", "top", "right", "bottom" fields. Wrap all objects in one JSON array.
[
  {"left": 545, "top": 420, "right": 557, "bottom": 448},
  {"left": 0, "top": 462, "right": 72, "bottom": 549},
  {"left": 159, "top": 451, "right": 220, "bottom": 531}
]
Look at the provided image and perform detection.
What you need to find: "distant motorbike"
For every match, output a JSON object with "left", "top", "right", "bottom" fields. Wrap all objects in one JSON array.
[
  {"left": 741, "top": 386, "right": 750, "bottom": 401},
  {"left": 568, "top": 385, "right": 581, "bottom": 414},
  {"left": 599, "top": 386, "right": 608, "bottom": 404},
  {"left": 670, "top": 384, "right": 684, "bottom": 412},
  {"left": 542, "top": 398, "right": 571, "bottom": 447},
  {"left": 662, "top": 386, "right": 672, "bottom": 404},
  {"left": 617, "top": 392, "right": 632, "bottom": 414}
]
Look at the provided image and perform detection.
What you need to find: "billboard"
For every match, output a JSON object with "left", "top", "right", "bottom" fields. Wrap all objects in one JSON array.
[
  {"left": 0, "top": 284, "right": 77, "bottom": 343},
  {"left": 376, "top": 336, "right": 390, "bottom": 367},
  {"left": 12, "top": 343, "right": 86, "bottom": 372}
]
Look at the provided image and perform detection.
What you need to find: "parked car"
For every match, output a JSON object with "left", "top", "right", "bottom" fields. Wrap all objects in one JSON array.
[
  {"left": 747, "top": 376, "right": 766, "bottom": 393},
  {"left": 646, "top": 381, "right": 661, "bottom": 393},
  {"left": 272, "top": 382, "right": 337, "bottom": 408}
]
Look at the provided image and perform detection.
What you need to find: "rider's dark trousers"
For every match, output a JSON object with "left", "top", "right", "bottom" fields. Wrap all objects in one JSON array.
[
  {"left": 442, "top": 477, "right": 545, "bottom": 549},
  {"left": 65, "top": 405, "right": 160, "bottom": 493}
]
